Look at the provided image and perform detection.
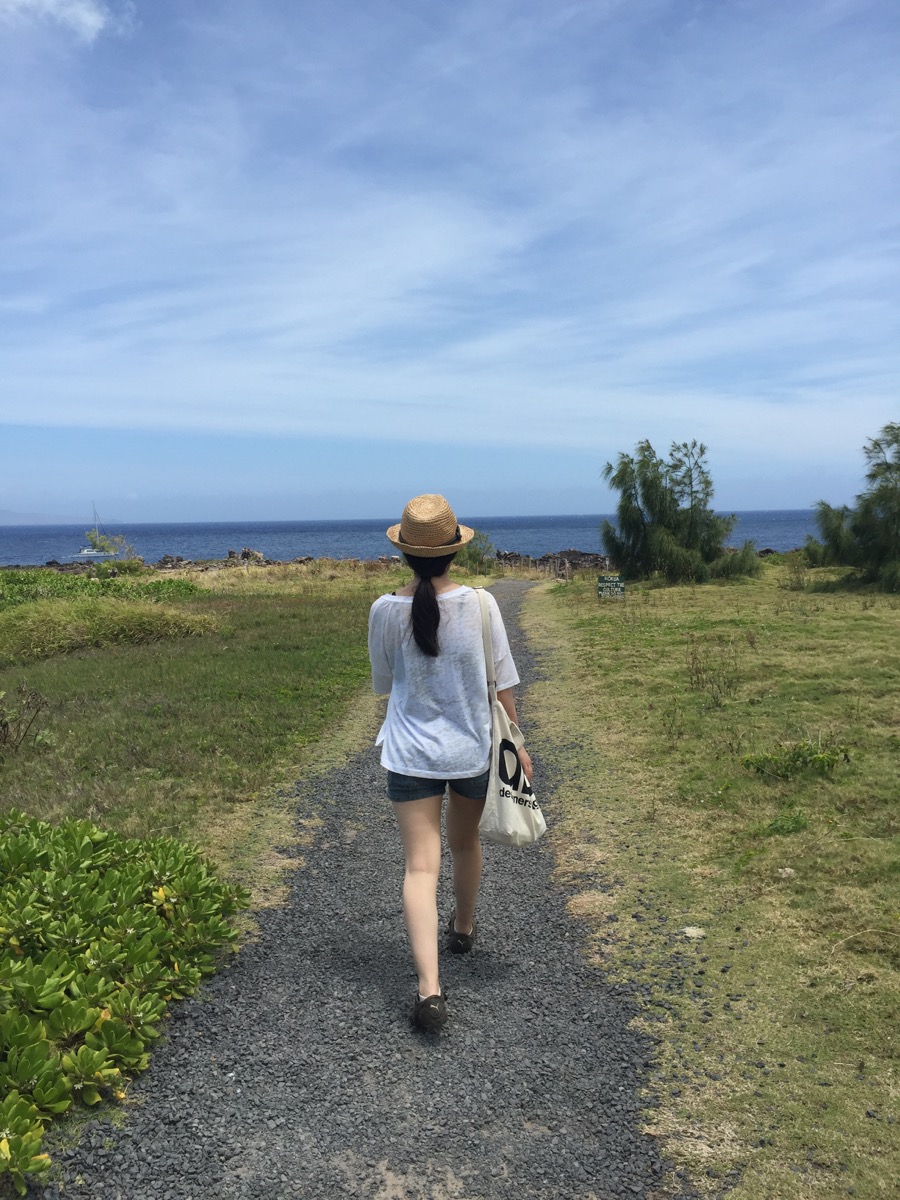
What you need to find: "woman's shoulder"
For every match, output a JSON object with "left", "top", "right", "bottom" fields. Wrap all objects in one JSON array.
[
  {"left": 462, "top": 584, "right": 494, "bottom": 605},
  {"left": 370, "top": 592, "right": 402, "bottom": 613}
]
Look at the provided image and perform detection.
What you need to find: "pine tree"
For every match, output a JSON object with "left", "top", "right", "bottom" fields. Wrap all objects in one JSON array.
[
  {"left": 601, "top": 439, "right": 759, "bottom": 583},
  {"left": 807, "top": 422, "right": 900, "bottom": 591}
]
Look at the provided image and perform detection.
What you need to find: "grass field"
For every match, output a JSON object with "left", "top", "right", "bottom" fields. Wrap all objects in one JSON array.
[
  {"left": 2, "top": 558, "right": 897, "bottom": 1196},
  {"left": 0, "top": 561, "right": 408, "bottom": 902},
  {"left": 522, "top": 562, "right": 899, "bottom": 1198}
]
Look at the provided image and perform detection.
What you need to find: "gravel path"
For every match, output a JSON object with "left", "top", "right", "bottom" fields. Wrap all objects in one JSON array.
[{"left": 31, "top": 579, "right": 692, "bottom": 1200}]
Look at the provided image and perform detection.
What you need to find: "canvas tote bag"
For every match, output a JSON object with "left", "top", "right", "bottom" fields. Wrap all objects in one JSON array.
[{"left": 475, "top": 589, "right": 547, "bottom": 847}]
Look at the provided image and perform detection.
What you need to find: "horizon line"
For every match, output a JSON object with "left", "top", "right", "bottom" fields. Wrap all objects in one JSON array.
[{"left": 1, "top": 507, "right": 819, "bottom": 528}]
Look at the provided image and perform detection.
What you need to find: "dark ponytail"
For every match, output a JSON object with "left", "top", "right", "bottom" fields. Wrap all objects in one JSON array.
[{"left": 404, "top": 552, "right": 457, "bottom": 657}]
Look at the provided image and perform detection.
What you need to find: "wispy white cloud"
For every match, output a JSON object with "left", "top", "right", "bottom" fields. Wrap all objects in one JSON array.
[
  {"left": 0, "top": 0, "right": 126, "bottom": 41},
  {"left": 0, "top": 0, "right": 897, "bottom": 510}
]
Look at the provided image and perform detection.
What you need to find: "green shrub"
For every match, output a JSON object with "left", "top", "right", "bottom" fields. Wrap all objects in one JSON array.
[
  {"left": 0, "top": 598, "right": 214, "bottom": 666},
  {"left": 779, "top": 550, "right": 809, "bottom": 591},
  {"left": 455, "top": 529, "right": 497, "bottom": 574},
  {"left": 803, "top": 536, "right": 828, "bottom": 567},
  {"left": 0, "top": 810, "right": 248, "bottom": 1193},
  {"left": 811, "top": 422, "right": 900, "bottom": 591},
  {"left": 0, "top": 1091, "right": 50, "bottom": 1193},
  {"left": 708, "top": 542, "right": 762, "bottom": 580},
  {"left": 764, "top": 806, "right": 809, "bottom": 836},
  {"left": 742, "top": 737, "right": 850, "bottom": 781},
  {"left": 93, "top": 558, "right": 147, "bottom": 578},
  {"left": 0, "top": 569, "right": 201, "bottom": 610}
]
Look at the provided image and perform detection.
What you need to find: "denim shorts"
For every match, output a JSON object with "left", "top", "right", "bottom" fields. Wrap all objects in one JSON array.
[{"left": 386, "top": 766, "right": 491, "bottom": 803}]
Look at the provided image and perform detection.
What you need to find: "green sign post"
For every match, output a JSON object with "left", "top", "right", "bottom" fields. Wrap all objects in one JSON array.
[{"left": 597, "top": 574, "right": 625, "bottom": 599}]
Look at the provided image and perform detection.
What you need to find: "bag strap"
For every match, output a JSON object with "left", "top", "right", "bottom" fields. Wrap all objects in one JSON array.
[{"left": 475, "top": 588, "right": 497, "bottom": 703}]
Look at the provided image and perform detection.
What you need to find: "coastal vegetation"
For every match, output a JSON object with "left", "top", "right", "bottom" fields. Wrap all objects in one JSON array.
[
  {"left": 454, "top": 527, "right": 497, "bottom": 573},
  {"left": 805, "top": 421, "right": 900, "bottom": 592},
  {"left": 0, "top": 559, "right": 412, "bottom": 1189},
  {"left": 523, "top": 564, "right": 898, "bottom": 1198},
  {"left": 1, "top": 553, "right": 896, "bottom": 1195},
  {"left": 602, "top": 439, "right": 760, "bottom": 583},
  {"left": 0, "top": 812, "right": 248, "bottom": 1194}
]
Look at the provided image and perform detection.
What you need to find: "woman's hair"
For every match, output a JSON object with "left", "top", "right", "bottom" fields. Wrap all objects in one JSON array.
[{"left": 404, "top": 552, "right": 457, "bottom": 657}]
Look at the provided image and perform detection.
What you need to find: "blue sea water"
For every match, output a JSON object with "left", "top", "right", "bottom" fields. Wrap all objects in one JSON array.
[{"left": 0, "top": 511, "right": 817, "bottom": 567}]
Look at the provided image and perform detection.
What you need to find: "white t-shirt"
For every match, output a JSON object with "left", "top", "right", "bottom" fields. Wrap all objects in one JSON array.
[{"left": 368, "top": 585, "right": 519, "bottom": 779}]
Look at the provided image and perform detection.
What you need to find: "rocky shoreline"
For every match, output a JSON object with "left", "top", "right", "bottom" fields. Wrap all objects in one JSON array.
[
  {"left": 3, "top": 546, "right": 615, "bottom": 574},
  {"left": 5, "top": 544, "right": 789, "bottom": 575}
]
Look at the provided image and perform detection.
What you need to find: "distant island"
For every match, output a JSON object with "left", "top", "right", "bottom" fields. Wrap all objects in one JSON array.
[{"left": 0, "top": 509, "right": 78, "bottom": 525}]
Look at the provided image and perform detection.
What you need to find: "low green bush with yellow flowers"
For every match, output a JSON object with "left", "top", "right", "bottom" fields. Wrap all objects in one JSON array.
[{"left": 0, "top": 810, "right": 249, "bottom": 1194}]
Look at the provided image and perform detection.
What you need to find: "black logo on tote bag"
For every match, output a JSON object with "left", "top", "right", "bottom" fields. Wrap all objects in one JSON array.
[{"left": 498, "top": 738, "right": 536, "bottom": 805}]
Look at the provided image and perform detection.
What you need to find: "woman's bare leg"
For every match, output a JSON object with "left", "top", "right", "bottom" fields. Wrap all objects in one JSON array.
[
  {"left": 392, "top": 794, "right": 443, "bottom": 997},
  {"left": 446, "top": 790, "right": 485, "bottom": 935}
]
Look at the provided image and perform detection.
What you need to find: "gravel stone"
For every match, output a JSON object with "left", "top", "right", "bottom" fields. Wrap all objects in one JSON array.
[{"left": 30, "top": 580, "right": 701, "bottom": 1199}]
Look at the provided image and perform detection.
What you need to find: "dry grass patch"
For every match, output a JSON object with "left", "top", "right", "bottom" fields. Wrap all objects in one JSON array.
[{"left": 521, "top": 568, "right": 899, "bottom": 1199}]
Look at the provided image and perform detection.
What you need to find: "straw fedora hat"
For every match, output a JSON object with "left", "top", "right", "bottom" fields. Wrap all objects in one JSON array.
[{"left": 386, "top": 494, "right": 475, "bottom": 557}]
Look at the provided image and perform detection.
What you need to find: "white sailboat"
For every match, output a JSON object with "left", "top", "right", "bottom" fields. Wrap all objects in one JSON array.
[{"left": 76, "top": 506, "right": 119, "bottom": 558}]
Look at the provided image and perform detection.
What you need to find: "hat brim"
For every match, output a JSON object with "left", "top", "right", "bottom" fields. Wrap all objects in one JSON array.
[{"left": 386, "top": 522, "right": 476, "bottom": 557}]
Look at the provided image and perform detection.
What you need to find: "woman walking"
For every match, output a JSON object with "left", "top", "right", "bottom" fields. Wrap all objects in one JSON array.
[{"left": 368, "top": 494, "right": 532, "bottom": 1032}]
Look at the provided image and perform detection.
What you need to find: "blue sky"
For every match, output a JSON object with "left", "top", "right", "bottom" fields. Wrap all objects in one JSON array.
[{"left": 1, "top": 0, "right": 897, "bottom": 522}]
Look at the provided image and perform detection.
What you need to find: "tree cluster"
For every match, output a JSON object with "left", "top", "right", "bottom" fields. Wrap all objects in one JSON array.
[
  {"left": 601, "top": 439, "right": 759, "bottom": 583},
  {"left": 454, "top": 529, "right": 497, "bottom": 574},
  {"left": 806, "top": 422, "right": 900, "bottom": 592}
]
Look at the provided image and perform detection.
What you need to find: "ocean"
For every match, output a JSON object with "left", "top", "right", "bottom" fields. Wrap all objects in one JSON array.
[{"left": 0, "top": 511, "right": 817, "bottom": 568}]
